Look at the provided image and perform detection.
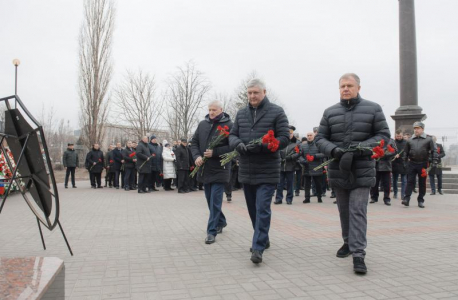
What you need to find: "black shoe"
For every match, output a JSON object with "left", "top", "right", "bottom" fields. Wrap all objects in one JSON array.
[
  {"left": 274, "top": 200, "right": 282, "bottom": 205},
  {"left": 413, "top": 189, "right": 417, "bottom": 193},
  {"left": 109, "top": 186, "right": 113, "bottom": 188},
  {"left": 318, "top": 198, "right": 322, "bottom": 203},
  {"left": 402, "top": 199, "right": 410, "bottom": 206},
  {"left": 336, "top": 244, "right": 351, "bottom": 258},
  {"left": 97, "top": 186, "right": 103, "bottom": 189},
  {"left": 333, "top": 200, "right": 337, "bottom": 204},
  {"left": 124, "top": 187, "right": 130, "bottom": 191},
  {"left": 178, "top": 190, "right": 186, "bottom": 194},
  {"left": 430, "top": 191, "right": 436, "bottom": 195},
  {"left": 144, "top": 189, "right": 151, "bottom": 193},
  {"left": 393, "top": 194, "right": 397, "bottom": 199},
  {"left": 353, "top": 257, "right": 367, "bottom": 274},
  {"left": 130, "top": 187, "right": 135, "bottom": 190},
  {"left": 227, "top": 195, "right": 232, "bottom": 202},
  {"left": 138, "top": 190, "right": 146, "bottom": 194},
  {"left": 65, "top": 185, "right": 68, "bottom": 189},
  {"left": 216, "top": 224, "right": 227, "bottom": 234},
  {"left": 169, "top": 187, "right": 175, "bottom": 191},
  {"left": 250, "top": 241, "right": 270, "bottom": 253},
  {"left": 370, "top": 199, "right": 377, "bottom": 204},
  {"left": 418, "top": 202, "right": 425, "bottom": 208},
  {"left": 73, "top": 186, "right": 77, "bottom": 188},
  {"left": 152, "top": 188, "right": 159, "bottom": 191},
  {"left": 322, "top": 193, "right": 326, "bottom": 197},
  {"left": 91, "top": 186, "right": 96, "bottom": 189},
  {"left": 190, "top": 188, "right": 198, "bottom": 192},
  {"left": 295, "top": 191, "right": 299, "bottom": 196},
  {"left": 205, "top": 234, "right": 215, "bottom": 244},
  {"left": 286, "top": 201, "right": 292, "bottom": 205},
  {"left": 303, "top": 199, "right": 310, "bottom": 203},
  {"left": 384, "top": 200, "right": 391, "bottom": 206},
  {"left": 250, "top": 250, "right": 263, "bottom": 264},
  {"left": 116, "top": 187, "right": 120, "bottom": 189},
  {"left": 330, "top": 192, "right": 336, "bottom": 198},
  {"left": 438, "top": 190, "right": 443, "bottom": 195},
  {"left": 199, "top": 187, "right": 204, "bottom": 190}
]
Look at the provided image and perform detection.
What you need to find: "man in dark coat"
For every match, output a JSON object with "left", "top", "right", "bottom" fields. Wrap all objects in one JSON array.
[
  {"left": 229, "top": 78, "right": 289, "bottom": 264},
  {"left": 63, "top": 143, "right": 79, "bottom": 188},
  {"left": 148, "top": 135, "right": 162, "bottom": 192},
  {"left": 105, "top": 144, "right": 115, "bottom": 187},
  {"left": 403, "top": 122, "right": 438, "bottom": 208},
  {"left": 188, "top": 141, "right": 198, "bottom": 192},
  {"left": 136, "top": 136, "right": 152, "bottom": 193},
  {"left": 429, "top": 136, "right": 446, "bottom": 195},
  {"left": 392, "top": 130, "right": 408, "bottom": 200},
  {"left": 87, "top": 143, "right": 105, "bottom": 189},
  {"left": 370, "top": 139, "right": 396, "bottom": 205},
  {"left": 175, "top": 138, "right": 191, "bottom": 193},
  {"left": 191, "top": 101, "right": 233, "bottom": 244},
  {"left": 132, "top": 142, "right": 138, "bottom": 188},
  {"left": 275, "top": 125, "right": 300, "bottom": 205},
  {"left": 315, "top": 73, "right": 390, "bottom": 274},
  {"left": 122, "top": 141, "right": 136, "bottom": 191},
  {"left": 299, "top": 132, "right": 326, "bottom": 204},
  {"left": 112, "top": 142, "right": 124, "bottom": 189}
]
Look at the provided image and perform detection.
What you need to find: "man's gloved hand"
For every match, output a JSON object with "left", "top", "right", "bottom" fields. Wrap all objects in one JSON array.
[
  {"left": 331, "top": 147, "right": 345, "bottom": 160},
  {"left": 236, "top": 143, "right": 248, "bottom": 155},
  {"left": 432, "top": 162, "right": 438, "bottom": 168},
  {"left": 339, "top": 152, "right": 354, "bottom": 173},
  {"left": 246, "top": 143, "right": 263, "bottom": 154}
]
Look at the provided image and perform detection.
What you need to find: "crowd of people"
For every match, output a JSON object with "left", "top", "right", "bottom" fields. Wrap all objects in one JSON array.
[{"left": 61, "top": 74, "right": 446, "bottom": 274}]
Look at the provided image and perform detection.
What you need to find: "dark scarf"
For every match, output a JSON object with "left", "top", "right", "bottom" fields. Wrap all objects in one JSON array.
[{"left": 210, "top": 112, "right": 224, "bottom": 123}]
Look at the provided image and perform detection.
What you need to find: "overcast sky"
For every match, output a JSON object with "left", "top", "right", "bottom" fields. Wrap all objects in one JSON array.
[{"left": 1, "top": 0, "right": 457, "bottom": 141}]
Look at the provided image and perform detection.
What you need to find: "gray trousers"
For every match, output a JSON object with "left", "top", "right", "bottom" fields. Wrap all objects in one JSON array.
[{"left": 334, "top": 187, "right": 370, "bottom": 258}]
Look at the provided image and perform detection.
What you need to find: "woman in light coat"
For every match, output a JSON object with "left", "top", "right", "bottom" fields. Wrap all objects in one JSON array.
[{"left": 162, "top": 140, "right": 176, "bottom": 191}]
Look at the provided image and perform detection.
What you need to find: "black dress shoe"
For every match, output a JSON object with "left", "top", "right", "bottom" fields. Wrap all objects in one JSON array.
[
  {"left": 216, "top": 223, "right": 227, "bottom": 234},
  {"left": 97, "top": 186, "right": 103, "bottom": 189},
  {"left": 353, "top": 257, "right": 367, "bottom": 274},
  {"left": 205, "top": 234, "right": 215, "bottom": 244},
  {"left": 295, "top": 191, "right": 299, "bottom": 196},
  {"left": 138, "top": 190, "right": 145, "bottom": 194},
  {"left": 333, "top": 200, "right": 337, "bottom": 204},
  {"left": 318, "top": 198, "right": 322, "bottom": 203},
  {"left": 384, "top": 201, "right": 391, "bottom": 206},
  {"left": 274, "top": 200, "right": 282, "bottom": 205},
  {"left": 116, "top": 187, "right": 120, "bottom": 189},
  {"left": 152, "top": 188, "right": 159, "bottom": 191},
  {"left": 369, "top": 199, "right": 377, "bottom": 203},
  {"left": 336, "top": 244, "right": 351, "bottom": 258},
  {"left": 438, "top": 190, "right": 443, "bottom": 195},
  {"left": 402, "top": 199, "right": 410, "bottom": 206},
  {"left": 178, "top": 190, "right": 186, "bottom": 194},
  {"left": 251, "top": 250, "right": 263, "bottom": 264},
  {"left": 303, "top": 199, "right": 310, "bottom": 203},
  {"left": 125, "top": 187, "right": 130, "bottom": 191},
  {"left": 430, "top": 191, "right": 436, "bottom": 195},
  {"left": 413, "top": 189, "right": 417, "bottom": 193},
  {"left": 65, "top": 186, "right": 68, "bottom": 189},
  {"left": 130, "top": 187, "right": 135, "bottom": 190},
  {"left": 250, "top": 241, "right": 269, "bottom": 253},
  {"left": 73, "top": 186, "right": 77, "bottom": 188},
  {"left": 190, "top": 188, "right": 198, "bottom": 192},
  {"left": 227, "top": 195, "right": 232, "bottom": 202},
  {"left": 286, "top": 201, "right": 292, "bottom": 205},
  {"left": 418, "top": 202, "right": 425, "bottom": 208},
  {"left": 330, "top": 192, "right": 336, "bottom": 198},
  {"left": 91, "top": 186, "right": 97, "bottom": 189}
]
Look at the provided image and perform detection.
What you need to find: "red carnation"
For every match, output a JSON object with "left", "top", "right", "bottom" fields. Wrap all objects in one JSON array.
[
  {"left": 152, "top": 153, "right": 156, "bottom": 157},
  {"left": 380, "top": 139, "right": 385, "bottom": 147},
  {"left": 159, "top": 173, "right": 163, "bottom": 177},
  {"left": 306, "top": 154, "right": 314, "bottom": 162},
  {"left": 387, "top": 145, "right": 395, "bottom": 153},
  {"left": 129, "top": 152, "right": 136, "bottom": 158},
  {"left": 223, "top": 125, "right": 229, "bottom": 131},
  {"left": 437, "top": 148, "right": 441, "bottom": 154},
  {"left": 98, "top": 159, "right": 102, "bottom": 162},
  {"left": 109, "top": 160, "right": 114, "bottom": 163},
  {"left": 217, "top": 125, "right": 222, "bottom": 131},
  {"left": 294, "top": 146, "right": 300, "bottom": 153},
  {"left": 421, "top": 168, "right": 427, "bottom": 178}
]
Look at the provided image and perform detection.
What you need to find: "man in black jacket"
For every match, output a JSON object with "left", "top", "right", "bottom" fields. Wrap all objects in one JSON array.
[
  {"left": 63, "top": 143, "right": 79, "bottom": 188},
  {"left": 87, "top": 143, "right": 104, "bottom": 189},
  {"left": 136, "top": 136, "right": 152, "bottom": 194},
  {"left": 113, "top": 142, "right": 124, "bottom": 189},
  {"left": 299, "top": 132, "right": 326, "bottom": 204},
  {"left": 392, "top": 130, "right": 408, "bottom": 200},
  {"left": 402, "top": 122, "right": 438, "bottom": 208},
  {"left": 315, "top": 73, "right": 390, "bottom": 274},
  {"left": 275, "top": 125, "right": 300, "bottom": 205},
  {"left": 105, "top": 144, "right": 115, "bottom": 187},
  {"left": 429, "top": 136, "right": 445, "bottom": 195},
  {"left": 191, "top": 100, "right": 233, "bottom": 244},
  {"left": 229, "top": 79, "right": 289, "bottom": 264},
  {"left": 148, "top": 135, "right": 162, "bottom": 192},
  {"left": 122, "top": 141, "right": 136, "bottom": 191},
  {"left": 175, "top": 138, "right": 191, "bottom": 193},
  {"left": 370, "top": 139, "right": 396, "bottom": 205}
]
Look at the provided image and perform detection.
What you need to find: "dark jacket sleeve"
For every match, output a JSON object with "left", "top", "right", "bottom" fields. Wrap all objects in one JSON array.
[
  {"left": 271, "top": 108, "right": 290, "bottom": 151},
  {"left": 191, "top": 125, "right": 202, "bottom": 161},
  {"left": 123, "top": 150, "right": 133, "bottom": 163},
  {"left": 137, "top": 145, "right": 149, "bottom": 161},
  {"left": 76, "top": 153, "right": 79, "bottom": 167},
  {"left": 438, "top": 145, "right": 445, "bottom": 159},
  {"left": 63, "top": 151, "right": 68, "bottom": 167},
  {"left": 315, "top": 112, "right": 338, "bottom": 157},
  {"left": 229, "top": 113, "right": 243, "bottom": 149},
  {"left": 430, "top": 139, "right": 438, "bottom": 163},
  {"left": 404, "top": 140, "right": 411, "bottom": 162}
]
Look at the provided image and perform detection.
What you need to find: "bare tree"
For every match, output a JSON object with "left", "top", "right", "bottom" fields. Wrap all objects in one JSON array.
[
  {"left": 163, "top": 61, "right": 211, "bottom": 141},
  {"left": 113, "top": 70, "right": 163, "bottom": 139},
  {"left": 78, "top": 0, "right": 115, "bottom": 149}
]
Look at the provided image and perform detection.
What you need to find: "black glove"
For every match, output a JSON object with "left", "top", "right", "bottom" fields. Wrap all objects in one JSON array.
[
  {"left": 432, "top": 162, "right": 438, "bottom": 168},
  {"left": 331, "top": 147, "right": 345, "bottom": 160},
  {"left": 246, "top": 143, "right": 263, "bottom": 154},
  {"left": 339, "top": 152, "right": 354, "bottom": 173},
  {"left": 236, "top": 143, "right": 248, "bottom": 155}
]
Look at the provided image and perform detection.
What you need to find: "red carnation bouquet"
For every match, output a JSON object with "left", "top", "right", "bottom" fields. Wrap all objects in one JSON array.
[
  {"left": 437, "top": 147, "right": 441, "bottom": 154},
  {"left": 90, "top": 157, "right": 103, "bottom": 171},
  {"left": 220, "top": 130, "right": 280, "bottom": 166},
  {"left": 129, "top": 152, "right": 136, "bottom": 159},
  {"left": 109, "top": 160, "right": 114, "bottom": 164},
  {"left": 190, "top": 125, "right": 231, "bottom": 178},
  {"left": 421, "top": 168, "right": 428, "bottom": 178},
  {"left": 295, "top": 145, "right": 300, "bottom": 153},
  {"left": 306, "top": 154, "right": 314, "bottom": 162}
]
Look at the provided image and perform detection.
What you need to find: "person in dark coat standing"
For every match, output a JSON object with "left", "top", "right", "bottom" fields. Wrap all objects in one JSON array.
[
  {"left": 191, "top": 100, "right": 233, "bottom": 244},
  {"left": 370, "top": 139, "right": 396, "bottom": 205},
  {"left": 229, "top": 78, "right": 289, "bottom": 264},
  {"left": 275, "top": 125, "right": 299, "bottom": 205},
  {"left": 105, "top": 144, "right": 115, "bottom": 187},
  {"left": 148, "top": 135, "right": 162, "bottom": 192},
  {"left": 188, "top": 141, "right": 198, "bottom": 192},
  {"left": 403, "top": 122, "right": 438, "bottom": 207},
  {"left": 429, "top": 136, "right": 445, "bottom": 195},
  {"left": 299, "top": 132, "right": 326, "bottom": 204},
  {"left": 87, "top": 143, "right": 105, "bottom": 189},
  {"left": 392, "top": 130, "right": 408, "bottom": 200},
  {"left": 175, "top": 138, "right": 191, "bottom": 193},
  {"left": 136, "top": 136, "right": 152, "bottom": 193},
  {"left": 315, "top": 73, "right": 390, "bottom": 274},
  {"left": 63, "top": 143, "right": 79, "bottom": 188},
  {"left": 112, "top": 142, "right": 124, "bottom": 189},
  {"left": 122, "top": 141, "right": 136, "bottom": 191}
]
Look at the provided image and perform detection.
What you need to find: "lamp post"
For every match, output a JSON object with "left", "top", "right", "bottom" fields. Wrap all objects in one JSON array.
[{"left": 12, "top": 59, "right": 20, "bottom": 95}]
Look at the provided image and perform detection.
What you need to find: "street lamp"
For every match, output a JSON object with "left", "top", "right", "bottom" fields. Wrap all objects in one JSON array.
[{"left": 12, "top": 58, "right": 20, "bottom": 96}]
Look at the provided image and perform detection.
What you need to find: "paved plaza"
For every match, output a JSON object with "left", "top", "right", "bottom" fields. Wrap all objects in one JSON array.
[{"left": 1, "top": 181, "right": 458, "bottom": 300}]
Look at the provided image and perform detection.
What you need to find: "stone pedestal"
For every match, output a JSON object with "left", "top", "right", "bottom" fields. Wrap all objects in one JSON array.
[{"left": 0, "top": 257, "right": 64, "bottom": 299}]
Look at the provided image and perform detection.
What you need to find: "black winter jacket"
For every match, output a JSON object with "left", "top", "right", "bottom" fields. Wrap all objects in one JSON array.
[
  {"left": 299, "top": 140, "right": 326, "bottom": 177},
  {"left": 229, "top": 97, "right": 290, "bottom": 185},
  {"left": 122, "top": 147, "right": 136, "bottom": 169},
  {"left": 404, "top": 133, "right": 438, "bottom": 164},
  {"left": 429, "top": 143, "right": 445, "bottom": 175},
  {"left": 175, "top": 145, "right": 191, "bottom": 170},
  {"left": 112, "top": 148, "right": 124, "bottom": 171},
  {"left": 106, "top": 150, "right": 116, "bottom": 173},
  {"left": 280, "top": 137, "right": 300, "bottom": 172},
  {"left": 87, "top": 148, "right": 104, "bottom": 173},
  {"left": 191, "top": 113, "right": 233, "bottom": 184},
  {"left": 392, "top": 139, "right": 408, "bottom": 174},
  {"left": 63, "top": 148, "right": 79, "bottom": 168},
  {"left": 315, "top": 95, "right": 391, "bottom": 189},
  {"left": 136, "top": 141, "right": 152, "bottom": 174},
  {"left": 148, "top": 142, "right": 163, "bottom": 172}
]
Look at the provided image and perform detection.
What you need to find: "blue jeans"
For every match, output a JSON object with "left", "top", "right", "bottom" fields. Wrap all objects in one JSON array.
[
  {"left": 429, "top": 173, "right": 442, "bottom": 192},
  {"left": 294, "top": 170, "right": 302, "bottom": 192},
  {"left": 276, "top": 171, "right": 294, "bottom": 203},
  {"left": 204, "top": 183, "right": 226, "bottom": 236},
  {"left": 392, "top": 173, "right": 407, "bottom": 198},
  {"left": 243, "top": 183, "right": 276, "bottom": 251}
]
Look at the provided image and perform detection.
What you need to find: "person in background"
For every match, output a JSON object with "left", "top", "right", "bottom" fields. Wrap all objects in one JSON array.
[
  {"left": 87, "top": 143, "right": 104, "bottom": 189},
  {"left": 370, "top": 138, "right": 396, "bottom": 205},
  {"left": 148, "top": 135, "right": 162, "bottom": 192},
  {"left": 63, "top": 143, "right": 79, "bottom": 189},
  {"left": 275, "top": 125, "right": 299, "bottom": 205},
  {"left": 175, "top": 138, "right": 191, "bottom": 193},
  {"left": 392, "top": 130, "right": 408, "bottom": 200},
  {"left": 105, "top": 144, "right": 115, "bottom": 187},
  {"left": 136, "top": 136, "right": 152, "bottom": 194},
  {"left": 299, "top": 132, "right": 325, "bottom": 204},
  {"left": 429, "top": 135, "right": 445, "bottom": 195},
  {"left": 122, "top": 141, "right": 136, "bottom": 191},
  {"left": 112, "top": 142, "right": 124, "bottom": 189},
  {"left": 162, "top": 140, "right": 176, "bottom": 191}
]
